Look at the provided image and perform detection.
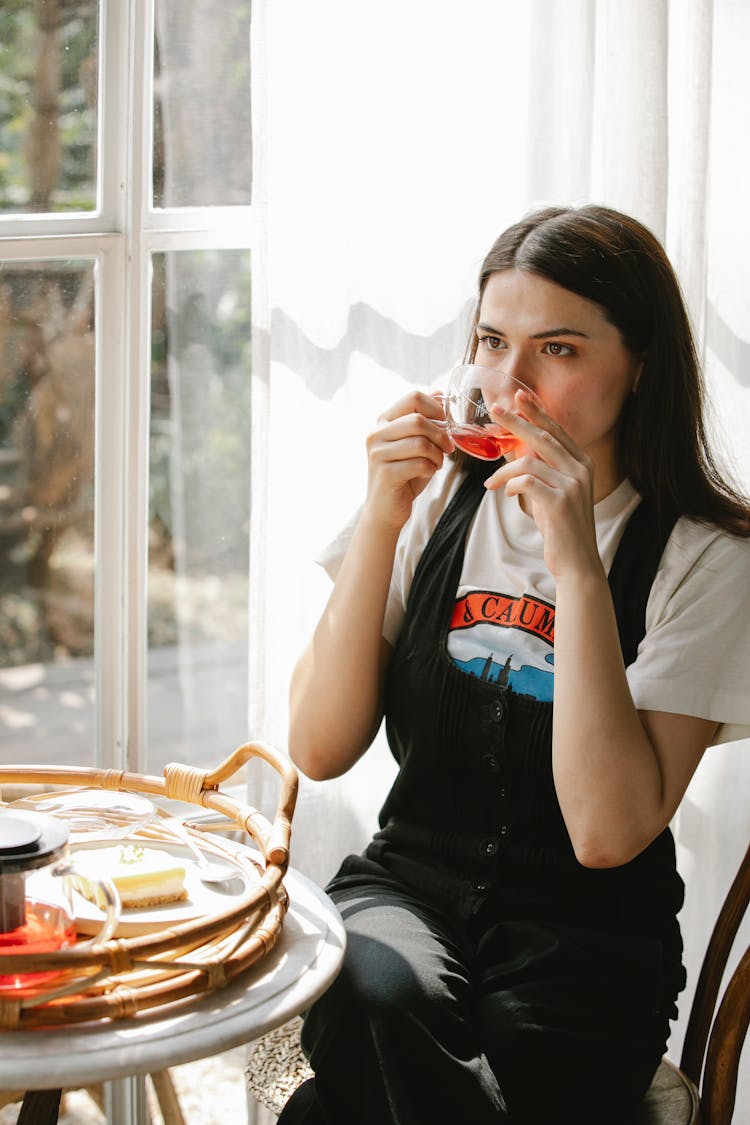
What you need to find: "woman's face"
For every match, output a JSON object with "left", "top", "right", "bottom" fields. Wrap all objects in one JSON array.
[{"left": 475, "top": 269, "right": 642, "bottom": 487}]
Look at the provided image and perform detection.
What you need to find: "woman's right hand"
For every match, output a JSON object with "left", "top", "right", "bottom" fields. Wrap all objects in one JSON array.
[{"left": 364, "top": 391, "right": 453, "bottom": 532}]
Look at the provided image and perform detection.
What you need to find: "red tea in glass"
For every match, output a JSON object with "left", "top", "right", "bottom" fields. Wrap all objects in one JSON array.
[
  {"left": 448, "top": 425, "right": 521, "bottom": 461},
  {"left": 0, "top": 900, "right": 77, "bottom": 995},
  {"left": 439, "top": 365, "right": 539, "bottom": 461}
]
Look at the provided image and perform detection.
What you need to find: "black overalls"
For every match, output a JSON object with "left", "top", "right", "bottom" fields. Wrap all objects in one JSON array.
[{"left": 279, "top": 466, "right": 686, "bottom": 1125}]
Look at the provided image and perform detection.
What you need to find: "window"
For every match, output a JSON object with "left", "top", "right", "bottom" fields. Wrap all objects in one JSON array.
[{"left": 0, "top": 1, "right": 254, "bottom": 781}]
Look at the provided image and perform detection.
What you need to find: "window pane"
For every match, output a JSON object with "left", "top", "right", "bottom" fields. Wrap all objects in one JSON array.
[
  {"left": 0, "top": 259, "right": 96, "bottom": 767},
  {"left": 148, "top": 250, "right": 251, "bottom": 773},
  {"left": 153, "top": 1, "right": 252, "bottom": 208},
  {"left": 0, "top": 1, "right": 99, "bottom": 214}
]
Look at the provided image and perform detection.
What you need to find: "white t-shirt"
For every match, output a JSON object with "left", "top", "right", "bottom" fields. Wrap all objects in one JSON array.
[{"left": 319, "top": 462, "right": 750, "bottom": 746}]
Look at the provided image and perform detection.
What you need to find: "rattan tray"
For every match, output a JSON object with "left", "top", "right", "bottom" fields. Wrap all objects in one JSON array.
[{"left": 0, "top": 741, "right": 297, "bottom": 1030}]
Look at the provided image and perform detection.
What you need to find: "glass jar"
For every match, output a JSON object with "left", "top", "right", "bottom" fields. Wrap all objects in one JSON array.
[{"left": 0, "top": 809, "right": 119, "bottom": 997}]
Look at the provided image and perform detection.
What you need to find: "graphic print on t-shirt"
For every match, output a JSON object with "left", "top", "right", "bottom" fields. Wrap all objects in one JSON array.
[{"left": 448, "top": 590, "right": 555, "bottom": 701}]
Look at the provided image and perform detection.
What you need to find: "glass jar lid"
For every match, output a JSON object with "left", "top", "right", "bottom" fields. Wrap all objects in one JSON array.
[{"left": 0, "top": 810, "right": 69, "bottom": 873}]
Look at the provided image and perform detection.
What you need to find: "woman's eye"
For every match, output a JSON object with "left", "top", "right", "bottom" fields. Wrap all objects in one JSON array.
[
  {"left": 542, "top": 341, "right": 574, "bottom": 357},
  {"left": 478, "top": 335, "right": 504, "bottom": 351}
]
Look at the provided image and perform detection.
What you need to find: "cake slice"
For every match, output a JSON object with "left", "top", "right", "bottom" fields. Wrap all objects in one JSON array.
[{"left": 72, "top": 843, "right": 188, "bottom": 909}]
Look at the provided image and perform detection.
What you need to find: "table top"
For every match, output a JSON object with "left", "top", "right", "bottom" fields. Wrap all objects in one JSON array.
[{"left": 0, "top": 855, "right": 345, "bottom": 1089}]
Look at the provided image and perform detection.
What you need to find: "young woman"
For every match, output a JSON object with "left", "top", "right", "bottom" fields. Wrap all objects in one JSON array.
[{"left": 279, "top": 205, "right": 750, "bottom": 1124}]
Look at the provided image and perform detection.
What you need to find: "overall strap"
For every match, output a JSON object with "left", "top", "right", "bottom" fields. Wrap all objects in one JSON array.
[
  {"left": 607, "top": 500, "right": 678, "bottom": 667},
  {"left": 406, "top": 465, "right": 487, "bottom": 615}
]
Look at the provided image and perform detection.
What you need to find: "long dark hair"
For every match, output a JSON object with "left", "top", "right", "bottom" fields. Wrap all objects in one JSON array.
[{"left": 466, "top": 204, "right": 750, "bottom": 536}]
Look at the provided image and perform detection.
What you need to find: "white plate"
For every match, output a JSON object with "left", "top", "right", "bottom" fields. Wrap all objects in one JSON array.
[{"left": 70, "top": 839, "right": 258, "bottom": 937}]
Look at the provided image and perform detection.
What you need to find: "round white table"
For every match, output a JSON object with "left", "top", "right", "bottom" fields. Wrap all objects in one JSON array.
[{"left": 0, "top": 862, "right": 345, "bottom": 1093}]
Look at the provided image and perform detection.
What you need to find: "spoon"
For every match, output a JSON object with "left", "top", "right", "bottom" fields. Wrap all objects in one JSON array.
[{"left": 158, "top": 814, "right": 241, "bottom": 885}]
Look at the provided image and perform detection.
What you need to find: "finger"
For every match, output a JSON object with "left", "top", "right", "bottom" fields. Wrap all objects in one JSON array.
[
  {"left": 484, "top": 459, "right": 561, "bottom": 501},
  {"left": 382, "top": 419, "right": 454, "bottom": 457},
  {"left": 372, "top": 454, "right": 446, "bottom": 491},
  {"left": 483, "top": 455, "right": 561, "bottom": 493},
  {"left": 379, "top": 390, "right": 447, "bottom": 425},
  {"left": 503, "top": 468, "right": 559, "bottom": 502},
  {"left": 369, "top": 432, "right": 448, "bottom": 472},
  {"left": 375, "top": 455, "right": 443, "bottom": 479},
  {"left": 489, "top": 405, "right": 581, "bottom": 470},
  {"left": 370, "top": 411, "right": 454, "bottom": 455},
  {"left": 501, "top": 389, "right": 582, "bottom": 460}
]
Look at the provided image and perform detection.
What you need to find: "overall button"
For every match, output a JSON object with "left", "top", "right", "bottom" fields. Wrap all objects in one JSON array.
[
  {"left": 499, "top": 824, "right": 510, "bottom": 837},
  {"left": 491, "top": 700, "right": 506, "bottom": 723},
  {"left": 499, "top": 787, "right": 508, "bottom": 800},
  {"left": 482, "top": 753, "right": 499, "bottom": 772},
  {"left": 472, "top": 881, "right": 490, "bottom": 893},
  {"left": 480, "top": 838, "right": 499, "bottom": 857}
]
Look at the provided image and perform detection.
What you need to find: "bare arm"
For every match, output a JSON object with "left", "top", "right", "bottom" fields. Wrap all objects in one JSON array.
[
  {"left": 486, "top": 396, "right": 718, "bottom": 866},
  {"left": 289, "top": 391, "right": 452, "bottom": 780},
  {"left": 552, "top": 567, "right": 717, "bottom": 866},
  {"left": 288, "top": 512, "right": 397, "bottom": 780}
]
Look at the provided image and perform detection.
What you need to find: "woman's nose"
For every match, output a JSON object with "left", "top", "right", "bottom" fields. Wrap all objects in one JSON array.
[
  {"left": 491, "top": 352, "right": 537, "bottom": 397},
  {"left": 489, "top": 346, "right": 521, "bottom": 378},
  {"left": 483, "top": 368, "right": 536, "bottom": 413}
]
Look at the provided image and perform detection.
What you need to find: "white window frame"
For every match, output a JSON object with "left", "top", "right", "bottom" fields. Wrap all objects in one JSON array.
[{"left": 0, "top": 0, "right": 256, "bottom": 778}]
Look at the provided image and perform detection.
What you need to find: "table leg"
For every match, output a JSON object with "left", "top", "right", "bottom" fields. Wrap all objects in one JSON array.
[
  {"left": 149, "top": 1070, "right": 186, "bottom": 1125},
  {"left": 17, "top": 1089, "right": 62, "bottom": 1125},
  {"left": 107, "top": 1076, "right": 150, "bottom": 1124}
]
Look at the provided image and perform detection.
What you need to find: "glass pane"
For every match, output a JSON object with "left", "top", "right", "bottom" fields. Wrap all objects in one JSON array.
[
  {"left": 148, "top": 250, "right": 251, "bottom": 774},
  {"left": 0, "top": 1, "right": 99, "bottom": 214},
  {"left": 153, "top": 1, "right": 252, "bottom": 208},
  {"left": 0, "top": 259, "right": 96, "bottom": 768}
]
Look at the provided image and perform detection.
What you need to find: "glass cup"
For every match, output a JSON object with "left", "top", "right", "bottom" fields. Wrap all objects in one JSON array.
[
  {"left": 438, "top": 364, "right": 540, "bottom": 461},
  {"left": 0, "top": 809, "right": 119, "bottom": 997}
]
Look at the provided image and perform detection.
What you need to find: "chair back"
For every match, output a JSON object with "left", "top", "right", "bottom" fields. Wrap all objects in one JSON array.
[{"left": 680, "top": 843, "right": 750, "bottom": 1123}]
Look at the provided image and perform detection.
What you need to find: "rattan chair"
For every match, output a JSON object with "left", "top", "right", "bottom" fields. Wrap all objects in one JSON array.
[{"left": 246, "top": 843, "right": 750, "bottom": 1122}]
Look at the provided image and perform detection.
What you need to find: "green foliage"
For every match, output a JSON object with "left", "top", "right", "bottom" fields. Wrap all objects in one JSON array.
[{"left": 0, "top": 2, "right": 98, "bottom": 211}]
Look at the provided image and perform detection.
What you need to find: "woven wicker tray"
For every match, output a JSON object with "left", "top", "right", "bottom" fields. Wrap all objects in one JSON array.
[{"left": 0, "top": 741, "right": 297, "bottom": 1030}]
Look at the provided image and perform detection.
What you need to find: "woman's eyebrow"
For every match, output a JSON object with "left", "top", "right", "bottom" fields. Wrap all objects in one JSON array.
[
  {"left": 476, "top": 322, "right": 589, "bottom": 339},
  {"left": 531, "top": 327, "right": 589, "bottom": 339}
]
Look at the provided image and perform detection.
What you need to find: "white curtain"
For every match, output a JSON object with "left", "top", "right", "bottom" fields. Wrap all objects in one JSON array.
[{"left": 249, "top": 0, "right": 750, "bottom": 1111}]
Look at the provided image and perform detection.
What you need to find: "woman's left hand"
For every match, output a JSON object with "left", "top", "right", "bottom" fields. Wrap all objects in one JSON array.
[{"left": 483, "top": 391, "right": 603, "bottom": 581}]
